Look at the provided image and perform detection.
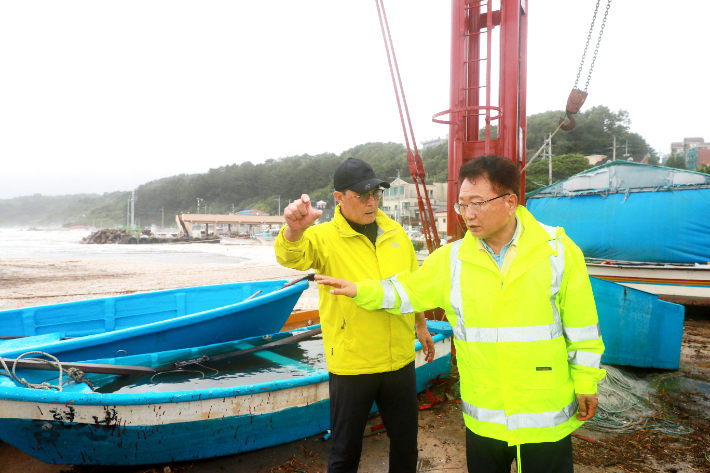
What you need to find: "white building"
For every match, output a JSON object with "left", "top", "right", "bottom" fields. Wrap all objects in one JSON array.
[
  {"left": 381, "top": 178, "right": 448, "bottom": 230},
  {"left": 421, "top": 135, "right": 448, "bottom": 149}
]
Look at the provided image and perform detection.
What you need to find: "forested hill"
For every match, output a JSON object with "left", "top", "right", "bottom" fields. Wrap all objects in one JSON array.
[
  {"left": 0, "top": 141, "right": 449, "bottom": 227},
  {"left": 0, "top": 106, "right": 658, "bottom": 227}
]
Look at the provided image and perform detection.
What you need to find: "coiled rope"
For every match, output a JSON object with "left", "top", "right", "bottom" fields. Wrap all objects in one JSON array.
[{"left": 0, "top": 352, "right": 94, "bottom": 392}]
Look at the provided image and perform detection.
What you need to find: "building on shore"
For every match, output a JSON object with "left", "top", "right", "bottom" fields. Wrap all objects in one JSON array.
[
  {"left": 381, "top": 178, "right": 448, "bottom": 231},
  {"left": 670, "top": 137, "right": 709, "bottom": 170},
  {"left": 421, "top": 136, "right": 448, "bottom": 149}
]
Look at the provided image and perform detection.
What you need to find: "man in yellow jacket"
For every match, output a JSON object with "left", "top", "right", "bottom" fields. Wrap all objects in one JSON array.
[
  {"left": 317, "top": 155, "right": 606, "bottom": 473},
  {"left": 275, "top": 157, "right": 435, "bottom": 473}
]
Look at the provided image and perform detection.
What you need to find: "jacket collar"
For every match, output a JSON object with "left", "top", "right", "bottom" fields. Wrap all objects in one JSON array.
[
  {"left": 514, "top": 206, "right": 557, "bottom": 254},
  {"left": 333, "top": 205, "right": 399, "bottom": 238},
  {"left": 457, "top": 206, "right": 556, "bottom": 274}
]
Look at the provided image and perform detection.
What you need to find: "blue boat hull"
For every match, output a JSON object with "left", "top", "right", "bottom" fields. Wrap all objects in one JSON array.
[
  {"left": 0, "top": 280, "right": 308, "bottom": 362},
  {"left": 0, "top": 396, "right": 333, "bottom": 465},
  {"left": 0, "top": 323, "right": 453, "bottom": 465},
  {"left": 592, "top": 277, "right": 685, "bottom": 369}
]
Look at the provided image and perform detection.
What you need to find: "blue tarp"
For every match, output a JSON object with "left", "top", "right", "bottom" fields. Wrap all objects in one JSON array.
[{"left": 527, "top": 188, "right": 710, "bottom": 264}]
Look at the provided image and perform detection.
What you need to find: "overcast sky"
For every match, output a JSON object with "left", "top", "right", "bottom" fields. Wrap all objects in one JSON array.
[{"left": 1, "top": 1, "right": 707, "bottom": 200}]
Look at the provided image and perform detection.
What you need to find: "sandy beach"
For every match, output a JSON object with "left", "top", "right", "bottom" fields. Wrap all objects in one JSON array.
[{"left": 0, "top": 231, "right": 320, "bottom": 312}]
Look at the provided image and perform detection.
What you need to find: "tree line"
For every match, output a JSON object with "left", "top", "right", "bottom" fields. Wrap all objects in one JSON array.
[{"left": 1, "top": 106, "right": 702, "bottom": 227}]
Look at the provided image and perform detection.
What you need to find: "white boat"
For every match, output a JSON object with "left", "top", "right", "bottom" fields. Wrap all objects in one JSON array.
[{"left": 586, "top": 258, "right": 710, "bottom": 306}]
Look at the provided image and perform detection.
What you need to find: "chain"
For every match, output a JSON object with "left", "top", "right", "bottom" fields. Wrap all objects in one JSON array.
[
  {"left": 585, "top": 0, "right": 611, "bottom": 91},
  {"left": 574, "top": 0, "right": 601, "bottom": 90}
]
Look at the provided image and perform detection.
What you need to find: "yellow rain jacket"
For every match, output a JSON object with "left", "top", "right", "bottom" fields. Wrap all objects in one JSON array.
[
  {"left": 274, "top": 206, "right": 419, "bottom": 375},
  {"left": 353, "top": 206, "right": 606, "bottom": 446}
]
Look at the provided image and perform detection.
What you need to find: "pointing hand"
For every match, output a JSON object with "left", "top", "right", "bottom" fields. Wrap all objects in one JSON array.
[{"left": 283, "top": 194, "right": 323, "bottom": 241}]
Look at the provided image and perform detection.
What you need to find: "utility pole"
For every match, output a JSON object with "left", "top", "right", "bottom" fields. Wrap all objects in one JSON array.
[
  {"left": 606, "top": 137, "right": 624, "bottom": 161},
  {"left": 131, "top": 190, "right": 136, "bottom": 233},
  {"left": 126, "top": 199, "right": 130, "bottom": 229},
  {"left": 160, "top": 207, "right": 164, "bottom": 229},
  {"left": 274, "top": 195, "right": 281, "bottom": 216},
  {"left": 196, "top": 198, "right": 202, "bottom": 214},
  {"left": 547, "top": 133, "right": 552, "bottom": 185}
]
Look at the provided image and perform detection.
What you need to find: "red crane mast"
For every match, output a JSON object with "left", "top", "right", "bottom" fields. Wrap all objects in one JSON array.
[{"left": 434, "top": 0, "right": 529, "bottom": 242}]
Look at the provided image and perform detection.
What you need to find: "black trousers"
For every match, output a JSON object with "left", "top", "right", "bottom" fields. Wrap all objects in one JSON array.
[
  {"left": 466, "top": 428, "right": 574, "bottom": 473},
  {"left": 327, "top": 361, "right": 418, "bottom": 473}
]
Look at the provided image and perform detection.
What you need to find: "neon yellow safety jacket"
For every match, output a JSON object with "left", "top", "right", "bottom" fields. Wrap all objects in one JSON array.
[
  {"left": 353, "top": 206, "right": 606, "bottom": 446},
  {"left": 274, "top": 206, "right": 419, "bottom": 375}
]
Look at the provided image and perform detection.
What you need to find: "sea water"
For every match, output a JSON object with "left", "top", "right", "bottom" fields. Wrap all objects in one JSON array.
[{"left": 0, "top": 228, "right": 255, "bottom": 264}]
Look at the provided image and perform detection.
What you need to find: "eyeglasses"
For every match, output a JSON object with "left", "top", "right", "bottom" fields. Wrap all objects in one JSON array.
[
  {"left": 453, "top": 193, "right": 510, "bottom": 216},
  {"left": 346, "top": 188, "right": 384, "bottom": 204}
]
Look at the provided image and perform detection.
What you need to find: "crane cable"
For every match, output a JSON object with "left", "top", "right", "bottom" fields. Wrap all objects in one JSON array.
[
  {"left": 524, "top": 0, "right": 612, "bottom": 174},
  {"left": 374, "top": 0, "right": 441, "bottom": 252},
  {"left": 575, "top": 0, "right": 612, "bottom": 93},
  {"left": 559, "top": 0, "right": 612, "bottom": 131}
]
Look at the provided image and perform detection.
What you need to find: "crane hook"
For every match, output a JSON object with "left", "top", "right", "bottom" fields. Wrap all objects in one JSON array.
[
  {"left": 559, "top": 88, "right": 589, "bottom": 131},
  {"left": 559, "top": 112, "right": 576, "bottom": 131}
]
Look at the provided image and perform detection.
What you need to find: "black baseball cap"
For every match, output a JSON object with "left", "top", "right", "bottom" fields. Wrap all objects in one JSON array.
[{"left": 334, "top": 158, "right": 391, "bottom": 193}]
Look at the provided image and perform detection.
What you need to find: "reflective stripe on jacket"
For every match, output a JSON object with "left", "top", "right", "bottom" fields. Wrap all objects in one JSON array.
[
  {"left": 354, "top": 206, "right": 606, "bottom": 446},
  {"left": 275, "top": 206, "right": 419, "bottom": 375}
]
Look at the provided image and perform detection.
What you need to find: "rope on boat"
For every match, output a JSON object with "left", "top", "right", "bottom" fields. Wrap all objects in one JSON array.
[
  {"left": 149, "top": 363, "right": 219, "bottom": 383},
  {"left": 585, "top": 365, "right": 692, "bottom": 435},
  {"left": 0, "top": 351, "right": 94, "bottom": 392}
]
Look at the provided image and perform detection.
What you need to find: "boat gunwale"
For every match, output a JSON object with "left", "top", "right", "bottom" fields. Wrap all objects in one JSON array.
[
  {"left": 0, "top": 279, "right": 292, "bottom": 314},
  {"left": 586, "top": 259, "right": 710, "bottom": 271},
  {"left": 0, "top": 328, "right": 452, "bottom": 406},
  {"left": 0, "top": 279, "right": 309, "bottom": 358}
]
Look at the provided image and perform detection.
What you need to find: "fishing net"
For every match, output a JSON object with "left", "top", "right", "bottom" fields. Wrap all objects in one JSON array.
[{"left": 585, "top": 364, "right": 692, "bottom": 435}]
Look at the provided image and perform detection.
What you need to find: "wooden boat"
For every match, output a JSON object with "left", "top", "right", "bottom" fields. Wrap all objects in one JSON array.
[
  {"left": 586, "top": 258, "right": 710, "bottom": 306},
  {"left": 0, "top": 278, "right": 309, "bottom": 362},
  {"left": 0, "top": 321, "right": 453, "bottom": 465}
]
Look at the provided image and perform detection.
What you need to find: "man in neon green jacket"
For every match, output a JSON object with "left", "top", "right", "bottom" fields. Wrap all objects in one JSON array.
[
  {"left": 275, "top": 158, "right": 435, "bottom": 473},
  {"left": 317, "top": 155, "right": 606, "bottom": 473}
]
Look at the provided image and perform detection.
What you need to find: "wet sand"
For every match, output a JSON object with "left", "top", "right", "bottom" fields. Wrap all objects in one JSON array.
[{"left": 0, "top": 247, "right": 319, "bottom": 312}]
